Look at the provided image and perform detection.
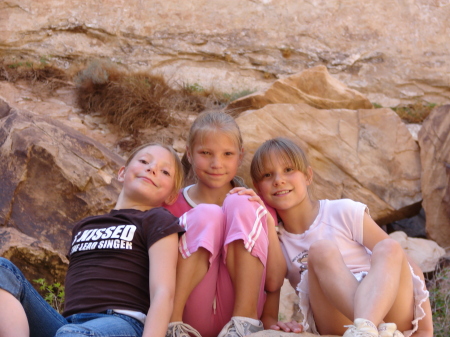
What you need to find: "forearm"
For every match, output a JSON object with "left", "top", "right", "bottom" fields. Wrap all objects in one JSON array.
[
  {"left": 260, "top": 289, "right": 280, "bottom": 329},
  {"left": 265, "top": 220, "right": 286, "bottom": 292},
  {"left": 142, "top": 288, "right": 174, "bottom": 337}
]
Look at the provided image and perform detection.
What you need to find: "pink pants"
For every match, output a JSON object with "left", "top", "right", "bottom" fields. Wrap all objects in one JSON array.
[{"left": 178, "top": 193, "right": 269, "bottom": 337}]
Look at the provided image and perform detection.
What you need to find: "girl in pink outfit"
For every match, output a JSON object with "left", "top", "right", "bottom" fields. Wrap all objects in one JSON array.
[
  {"left": 163, "top": 112, "right": 286, "bottom": 337},
  {"left": 239, "top": 137, "right": 433, "bottom": 337}
]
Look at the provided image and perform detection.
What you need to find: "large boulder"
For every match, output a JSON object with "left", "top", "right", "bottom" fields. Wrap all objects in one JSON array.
[
  {"left": 1, "top": 1, "right": 449, "bottom": 107},
  {"left": 418, "top": 105, "right": 450, "bottom": 248},
  {"left": 389, "top": 231, "right": 446, "bottom": 273},
  {"left": 0, "top": 100, "right": 124, "bottom": 283},
  {"left": 227, "top": 66, "right": 373, "bottom": 115},
  {"left": 236, "top": 104, "right": 421, "bottom": 225},
  {"left": 0, "top": 227, "right": 68, "bottom": 290}
]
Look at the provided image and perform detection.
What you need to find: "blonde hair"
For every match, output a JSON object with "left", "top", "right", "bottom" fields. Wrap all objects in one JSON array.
[
  {"left": 187, "top": 111, "right": 243, "bottom": 150},
  {"left": 125, "top": 142, "right": 184, "bottom": 193},
  {"left": 250, "top": 137, "right": 310, "bottom": 183},
  {"left": 184, "top": 111, "right": 246, "bottom": 187}
]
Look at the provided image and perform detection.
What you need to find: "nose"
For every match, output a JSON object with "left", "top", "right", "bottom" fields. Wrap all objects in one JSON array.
[
  {"left": 147, "top": 163, "right": 157, "bottom": 174},
  {"left": 273, "top": 172, "right": 284, "bottom": 186},
  {"left": 211, "top": 155, "right": 222, "bottom": 168}
]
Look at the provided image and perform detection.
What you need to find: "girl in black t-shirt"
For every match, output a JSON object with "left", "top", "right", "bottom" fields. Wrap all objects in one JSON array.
[{"left": 0, "top": 143, "right": 185, "bottom": 337}]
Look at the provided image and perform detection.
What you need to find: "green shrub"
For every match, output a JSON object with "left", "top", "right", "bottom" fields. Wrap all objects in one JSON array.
[
  {"left": 34, "top": 278, "right": 65, "bottom": 313},
  {"left": 427, "top": 264, "right": 450, "bottom": 337}
]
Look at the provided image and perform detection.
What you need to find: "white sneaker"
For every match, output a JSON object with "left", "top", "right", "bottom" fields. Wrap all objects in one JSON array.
[
  {"left": 166, "top": 322, "right": 202, "bottom": 337},
  {"left": 378, "top": 323, "right": 405, "bottom": 337},
  {"left": 217, "top": 317, "right": 263, "bottom": 337},
  {"left": 343, "top": 318, "right": 378, "bottom": 337}
]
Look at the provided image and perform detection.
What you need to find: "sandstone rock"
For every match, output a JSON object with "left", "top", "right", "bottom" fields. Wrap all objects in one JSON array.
[
  {"left": 236, "top": 104, "right": 421, "bottom": 224},
  {"left": 0, "top": 100, "right": 124, "bottom": 256},
  {"left": 0, "top": 227, "right": 68, "bottom": 289},
  {"left": 389, "top": 231, "right": 446, "bottom": 272},
  {"left": 279, "top": 279, "right": 301, "bottom": 323},
  {"left": 226, "top": 66, "right": 373, "bottom": 115},
  {"left": 1, "top": 1, "right": 449, "bottom": 107},
  {"left": 418, "top": 105, "right": 450, "bottom": 248}
]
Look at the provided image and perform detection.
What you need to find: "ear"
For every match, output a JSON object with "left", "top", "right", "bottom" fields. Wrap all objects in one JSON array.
[
  {"left": 117, "top": 166, "right": 126, "bottom": 182},
  {"left": 186, "top": 146, "right": 192, "bottom": 164},
  {"left": 306, "top": 166, "right": 314, "bottom": 185},
  {"left": 164, "top": 191, "right": 178, "bottom": 205},
  {"left": 252, "top": 180, "right": 260, "bottom": 194},
  {"left": 238, "top": 147, "right": 245, "bottom": 165}
]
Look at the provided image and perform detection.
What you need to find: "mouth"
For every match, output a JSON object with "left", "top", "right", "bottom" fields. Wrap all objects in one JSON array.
[
  {"left": 206, "top": 172, "right": 225, "bottom": 177},
  {"left": 140, "top": 176, "right": 157, "bottom": 186},
  {"left": 273, "top": 190, "right": 291, "bottom": 196}
]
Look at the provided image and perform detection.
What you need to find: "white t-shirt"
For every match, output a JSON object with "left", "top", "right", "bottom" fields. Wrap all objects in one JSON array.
[{"left": 279, "top": 199, "right": 372, "bottom": 289}]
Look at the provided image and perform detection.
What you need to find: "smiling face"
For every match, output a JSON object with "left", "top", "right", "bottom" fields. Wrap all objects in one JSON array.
[
  {"left": 254, "top": 151, "right": 312, "bottom": 213},
  {"left": 117, "top": 145, "right": 177, "bottom": 209},
  {"left": 188, "top": 130, "right": 243, "bottom": 191}
]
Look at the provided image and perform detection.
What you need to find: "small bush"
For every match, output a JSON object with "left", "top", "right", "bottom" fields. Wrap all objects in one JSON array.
[
  {"left": 75, "top": 60, "right": 207, "bottom": 132},
  {"left": 427, "top": 263, "right": 450, "bottom": 337},
  {"left": 34, "top": 278, "right": 65, "bottom": 313},
  {"left": 391, "top": 101, "right": 438, "bottom": 124},
  {"left": 0, "top": 59, "right": 69, "bottom": 93}
]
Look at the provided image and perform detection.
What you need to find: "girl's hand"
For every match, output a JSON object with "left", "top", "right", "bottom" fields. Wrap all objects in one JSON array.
[
  {"left": 270, "top": 320, "right": 303, "bottom": 333},
  {"left": 228, "top": 187, "right": 265, "bottom": 206}
]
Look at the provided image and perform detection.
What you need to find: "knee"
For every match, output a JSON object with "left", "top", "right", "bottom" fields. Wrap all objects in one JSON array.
[
  {"left": 372, "top": 238, "right": 404, "bottom": 264},
  {"left": 0, "top": 257, "right": 18, "bottom": 274},
  {"left": 0, "top": 257, "right": 13, "bottom": 267},
  {"left": 308, "top": 240, "right": 340, "bottom": 268},
  {"left": 55, "top": 324, "right": 86, "bottom": 337},
  {"left": 186, "top": 204, "right": 224, "bottom": 231},
  {"left": 223, "top": 193, "right": 259, "bottom": 212}
]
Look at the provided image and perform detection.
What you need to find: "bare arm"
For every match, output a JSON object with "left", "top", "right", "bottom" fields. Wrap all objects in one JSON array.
[
  {"left": 260, "top": 289, "right": 303, "bottom": 333},
  {"left": 265, "top": 213, "right": 287, "bottom": 292},
  {"left": 142, "top": 233, "right": 179, "bottom": 337}
]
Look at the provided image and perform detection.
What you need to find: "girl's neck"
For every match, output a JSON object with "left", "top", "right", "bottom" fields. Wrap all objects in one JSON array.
[
  {"left": 279, "top": 199, "right": 320, "bottom": 235},
  {"left": 188, "top": 181, "right": 233, "bottom": 206}
]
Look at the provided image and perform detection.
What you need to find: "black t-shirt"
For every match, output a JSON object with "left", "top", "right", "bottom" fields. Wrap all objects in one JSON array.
[{"left": 63, "top": 207, "right": 184, "bottom": 317}]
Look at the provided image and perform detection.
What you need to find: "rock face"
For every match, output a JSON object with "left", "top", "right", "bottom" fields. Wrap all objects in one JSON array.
[
  {"left": 0, "top": 100, "right": 124, "bottom": 282},
  {"left": 0, "top": 227, "right": 69, "bottom": 290},
  {"left": 227, "top": 66, "right": 373, "bottom": 114},
  {"left": 236, "top": 104, "right": 422, "bottom": 225},
  {"left": 418, "top": 105, "right": 450, "bottom": 248},
  {"left": 1, "top": 1, "right": 449, "bottom": 108},
  {"left": 389, "top": 231, "right": 446, "bottom": 272}
]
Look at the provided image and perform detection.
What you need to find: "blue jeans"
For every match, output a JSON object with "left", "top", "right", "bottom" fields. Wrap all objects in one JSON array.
[{"left": 0, "top": 258, "right": 144, "bottom": 337}]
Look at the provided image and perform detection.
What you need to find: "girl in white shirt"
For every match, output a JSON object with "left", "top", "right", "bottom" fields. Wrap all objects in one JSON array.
[{"left": 233, "top": 137, "right": 433, "bottom": 337}]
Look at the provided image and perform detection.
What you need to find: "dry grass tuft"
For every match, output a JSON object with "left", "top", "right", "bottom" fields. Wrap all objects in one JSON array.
[
  {"left": 391, "top": 101, "right": 439, "bottom": 124},
  {"left": 427, "top": 260, "right": 450, "bottom": 337},
  {"left": 75, "top": 60, "right": 208, "bottom": 132},
  {"left": 0, "top": 59, "right": 70, "bottom": 94}
]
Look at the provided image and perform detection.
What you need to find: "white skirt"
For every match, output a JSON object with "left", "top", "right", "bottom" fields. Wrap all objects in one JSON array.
[{"left": 296, "top": 265, "right": 428, "bottom": 337}]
